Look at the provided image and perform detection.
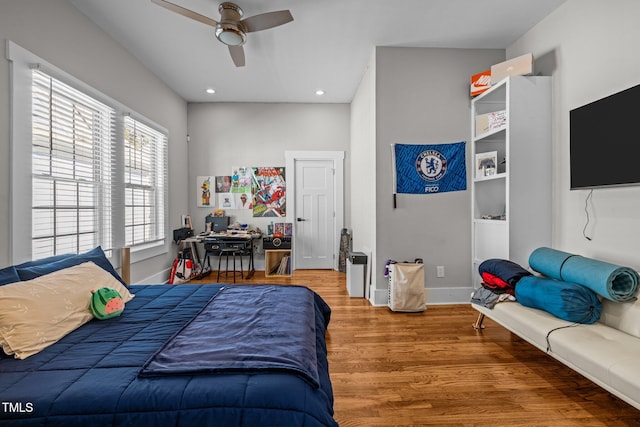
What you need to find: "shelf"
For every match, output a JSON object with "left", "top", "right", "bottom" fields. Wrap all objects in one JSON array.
[
  {"left": 471, "top": 76, "right": 552, "bottom": 274},
  {"left": 265, "top": 249, "right": 292, "bottom": 277},
  {"left": 474, "top": 125, "right": 506, "bottom": 141},
  {"left": 473, "top": 172, "right": 506, "bottom": 183},
  {"left": 473, "top": 218, "right": 507, "bottom": 224}
]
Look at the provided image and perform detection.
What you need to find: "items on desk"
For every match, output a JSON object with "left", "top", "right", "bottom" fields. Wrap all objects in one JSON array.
[
  {"left": 263, "top": 236, "right": 291, "bottom": 249},
  {"left": 173, "top": 227, "right": 193, "bottom": 243},
  {"left": 206, "top": 215, "right": 230, "bottom": 233},
  {"left": 181, "top": 214, "right": 193, "bottom": 230},
  {"left": 272, "top": 222, "right": 293, "bottom": 237}
]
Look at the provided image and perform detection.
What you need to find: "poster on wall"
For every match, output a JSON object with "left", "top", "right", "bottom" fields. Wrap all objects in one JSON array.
[
  {"left": 252, "top": 167, "right": 286, "bottom": 217},
  {"left": 235, "top": 192, "right": 252, "bottom": 210},
  {"left": 215, "top": 176, "right": 232, "bottom": 193},
  {"left": 197, "top": 176, "right": 213, "bottom": 207},
  {"left": 231, "top": 166, "right": 253, "bottom": 210},
  {"left": 231, "top": 166, "right": 252, "bottom": 194},
  {"left": 393, "top": 142, "right": 467, "bottom": 195},
  {"left": 218, "top": 193, "right": 235, "bottom": 209},
  {"left": 215, "top": 175, "right": 232, "bottom": 211}
]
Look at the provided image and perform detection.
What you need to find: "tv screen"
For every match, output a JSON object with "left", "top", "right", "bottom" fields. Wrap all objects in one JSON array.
[{"left": 570, "top": 83, "right": 640, "bottom": 190}]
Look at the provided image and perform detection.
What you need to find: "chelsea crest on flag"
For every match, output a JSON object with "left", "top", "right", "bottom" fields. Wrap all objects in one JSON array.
[{"left": 394, "top": 142, "right": 467, "bottom": 194}]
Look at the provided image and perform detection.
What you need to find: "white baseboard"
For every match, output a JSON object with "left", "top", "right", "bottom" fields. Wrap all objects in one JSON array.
[
  {"left": 136, "top": 269, "right": 170, "bottom": 284},
  {"left": 369, "top": 285, "right": 473, "bottom": 306}
]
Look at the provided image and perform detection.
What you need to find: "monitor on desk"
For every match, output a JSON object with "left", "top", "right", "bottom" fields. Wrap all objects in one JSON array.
[{"left": 205, "top": 215, "right": 229, "bottom": 233}]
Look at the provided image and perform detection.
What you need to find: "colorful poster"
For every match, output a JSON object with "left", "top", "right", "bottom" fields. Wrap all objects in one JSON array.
[
  {"left": 231, "top": 166, "right": 252, "bottom": 194},
  {"left": 394, "top": 142, "right": 467, "bottom": 194},
  {"left": 197, "top": 176, "right": 213, "bottom": 207},
  {"left": 252, "top": 167, "right": 286, "bottom": 217}
]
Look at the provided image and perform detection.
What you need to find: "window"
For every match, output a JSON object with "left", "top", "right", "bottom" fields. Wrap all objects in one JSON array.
[
  {"left": 8, "top": 41, "right": 168, "bottom": 264},
  {"left": 31, "top": 70, "right": 115, "bottom": 259},
  {"left": 124, "top": 116, "right": 167, "bottom": 248}
]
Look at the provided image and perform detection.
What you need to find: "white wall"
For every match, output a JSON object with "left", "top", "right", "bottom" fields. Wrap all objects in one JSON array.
[
  {"left": 508, "top": 0, "right": 640, "bottom": 269},
  {"left": 186, "top": 102, "right": 350, "bottom": 270},
  {"left": 350, "top": 49, "right": 377, "bottom": 294},
  {"left": 0, "top": 0, "right": 188, "bottom": 283}
]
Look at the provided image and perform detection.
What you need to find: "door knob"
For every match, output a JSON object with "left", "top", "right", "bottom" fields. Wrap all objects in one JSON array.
[{"left": 297, "top": 218, "right": 306, "bottom": 222}]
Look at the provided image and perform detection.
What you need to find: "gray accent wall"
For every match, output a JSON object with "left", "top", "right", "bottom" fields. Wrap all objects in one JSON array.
[{"left": 368, "top": 47, "right": 505, "bottom": 304}]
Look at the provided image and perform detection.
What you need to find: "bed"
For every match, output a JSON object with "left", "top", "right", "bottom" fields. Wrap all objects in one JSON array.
[{"left": 0, "top": 248, "right": 337, "bottom": 426}]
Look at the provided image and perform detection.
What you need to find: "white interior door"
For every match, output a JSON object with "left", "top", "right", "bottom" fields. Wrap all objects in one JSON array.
[{"left": 294, "top": 159, "right": 335, "bottom": 269}]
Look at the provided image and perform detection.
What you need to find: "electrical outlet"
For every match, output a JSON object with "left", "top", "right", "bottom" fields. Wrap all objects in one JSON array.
[{"left": 436, "top": 266, "right": 445, "bottom": 278}]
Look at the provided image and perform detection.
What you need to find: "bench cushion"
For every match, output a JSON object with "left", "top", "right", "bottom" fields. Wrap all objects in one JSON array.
[{"left": 599, "top": 294, "right": 640, "bottom": 338}]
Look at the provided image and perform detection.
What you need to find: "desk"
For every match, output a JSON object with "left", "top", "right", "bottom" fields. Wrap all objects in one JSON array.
[{"left": 201, "top": 232, "right": 261, "bottom": 279}]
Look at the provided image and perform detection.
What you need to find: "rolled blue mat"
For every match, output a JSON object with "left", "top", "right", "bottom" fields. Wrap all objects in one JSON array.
[
  {"left": 529, "top": 247, "right": 639, "bottom": 302},
  {"left": 515, "top": 276, "right": 602, "bottom": 324}
]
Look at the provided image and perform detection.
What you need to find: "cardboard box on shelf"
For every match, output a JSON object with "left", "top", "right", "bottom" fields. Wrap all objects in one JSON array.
[
  {"left": 491, "top": 53, "right": 533, "bottom": 84},
  {"left": 470, "top": 70, "right": 491, "bottom": 97},
  {"left": 475, "top": 110, "right": 507, "bottom": 136}
]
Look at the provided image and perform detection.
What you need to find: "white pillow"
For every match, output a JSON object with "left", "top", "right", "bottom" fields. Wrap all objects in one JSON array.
[{"left": 0, "top": 261, "right": 134, "bottom": 359}]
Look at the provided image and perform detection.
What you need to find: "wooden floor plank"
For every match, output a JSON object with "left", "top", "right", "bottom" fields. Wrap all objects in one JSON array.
[{"left": 191, "top": 269, "right": 640, "bottom": 426}]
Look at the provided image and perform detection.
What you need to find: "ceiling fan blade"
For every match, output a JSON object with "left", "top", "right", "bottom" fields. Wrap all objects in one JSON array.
[
  {"left": 228, "top": 45, "right": 245, "bottom": 67},
  {"left": 151, "top": 0, "right": 218, "bottom": 28},
  {"left": 241, "top": 10, "right": 293, "bottom": 33}
]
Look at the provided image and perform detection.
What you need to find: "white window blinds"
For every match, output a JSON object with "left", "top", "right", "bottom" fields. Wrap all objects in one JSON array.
[
  {"left": 29, "top": 68, "right": 168, "bottom": 262},
  {"left": 124, "top": 116, "right": 167, "bottom": 247},
  {"left": 31, "top": 70, "right": 115, "bottom": 259}
]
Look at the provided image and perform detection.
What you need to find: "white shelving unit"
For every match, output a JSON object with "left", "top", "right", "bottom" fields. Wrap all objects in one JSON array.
[{"left": 471, "top": 76, "right": 552, "bottom": 288}]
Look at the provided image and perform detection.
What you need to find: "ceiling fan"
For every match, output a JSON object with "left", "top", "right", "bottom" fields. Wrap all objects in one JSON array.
[{"left": 151, "top": 0, "right": 293, "bottom": 67}]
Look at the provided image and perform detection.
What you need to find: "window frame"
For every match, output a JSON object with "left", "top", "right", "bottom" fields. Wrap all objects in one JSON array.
[{"left": 7, "top": 41, "right": 169, "bottom": 266}]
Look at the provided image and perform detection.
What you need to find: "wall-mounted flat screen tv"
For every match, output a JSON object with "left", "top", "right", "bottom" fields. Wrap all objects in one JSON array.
[{"left": 570, "top": 82, "right": 640, "bottom": 190}]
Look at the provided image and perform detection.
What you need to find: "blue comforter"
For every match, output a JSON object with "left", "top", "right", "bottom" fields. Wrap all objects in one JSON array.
[{"left": 0, "top": 284, "right": 337, "bottom": 427}]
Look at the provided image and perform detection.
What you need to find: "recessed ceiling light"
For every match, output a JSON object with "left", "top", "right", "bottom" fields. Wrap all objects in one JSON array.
[
  {"left": 315, "top": 89, "right": 325, "bottom": 96},
  {"left": 205, "top": 88, "right": 216, "bottom": 94}
]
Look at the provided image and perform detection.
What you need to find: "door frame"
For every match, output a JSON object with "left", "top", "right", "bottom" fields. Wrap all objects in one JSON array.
[{"left": 285, "top": 151, "right": 344, "bottom": 271}]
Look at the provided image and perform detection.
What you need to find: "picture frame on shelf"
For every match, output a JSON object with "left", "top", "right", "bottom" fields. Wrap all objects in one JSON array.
[{"left": 475, "top": 151, "right": 497, "bottom": 179}]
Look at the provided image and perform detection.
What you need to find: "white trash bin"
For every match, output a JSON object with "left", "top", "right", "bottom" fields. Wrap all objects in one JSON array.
[{"left": 346, "top": 252, "right": 367, "bottom": 297}]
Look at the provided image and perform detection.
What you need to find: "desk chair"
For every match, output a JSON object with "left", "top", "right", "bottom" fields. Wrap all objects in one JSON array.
[
  {"left": 217, "top": 246, "right": 243, "bottom": 283},
  {"left": 204, "top": 239, "right": 248, "bottom": 284}
]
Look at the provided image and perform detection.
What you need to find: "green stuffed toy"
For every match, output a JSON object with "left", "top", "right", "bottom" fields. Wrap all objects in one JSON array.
[{"left": 90, "top": 287, "right": 125, "bottom": 320}]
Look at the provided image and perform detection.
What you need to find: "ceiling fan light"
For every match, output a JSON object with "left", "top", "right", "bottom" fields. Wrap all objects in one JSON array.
[{"left": 215, "top": 24, "right": 246, "bottom": 46}]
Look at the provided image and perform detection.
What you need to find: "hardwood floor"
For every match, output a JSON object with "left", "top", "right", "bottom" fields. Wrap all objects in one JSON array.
[{"left": 192, "top": 269, "right": 640, "bottom": 426}]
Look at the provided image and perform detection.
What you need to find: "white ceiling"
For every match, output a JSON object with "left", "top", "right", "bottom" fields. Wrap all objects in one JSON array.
[{"left": 69, "top": 0, "right": 566, "bottom": 103}]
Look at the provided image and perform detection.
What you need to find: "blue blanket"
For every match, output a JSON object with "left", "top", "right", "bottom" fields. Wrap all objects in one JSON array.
[
  {"left": 140, "top": 285, "right": 320, "bottom": 387},
  {"left": 529, "top": 247, "right": 639, "bottom": 302}
]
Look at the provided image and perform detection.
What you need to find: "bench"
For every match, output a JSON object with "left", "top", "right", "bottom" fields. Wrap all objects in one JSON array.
[{"left": 472, "top": 295, "right": 640, "bottom": 410}]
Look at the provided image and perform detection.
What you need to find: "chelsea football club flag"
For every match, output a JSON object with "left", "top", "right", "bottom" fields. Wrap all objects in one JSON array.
[{"left": 393, "top": 142, "right": 467, "bottom": 194}]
